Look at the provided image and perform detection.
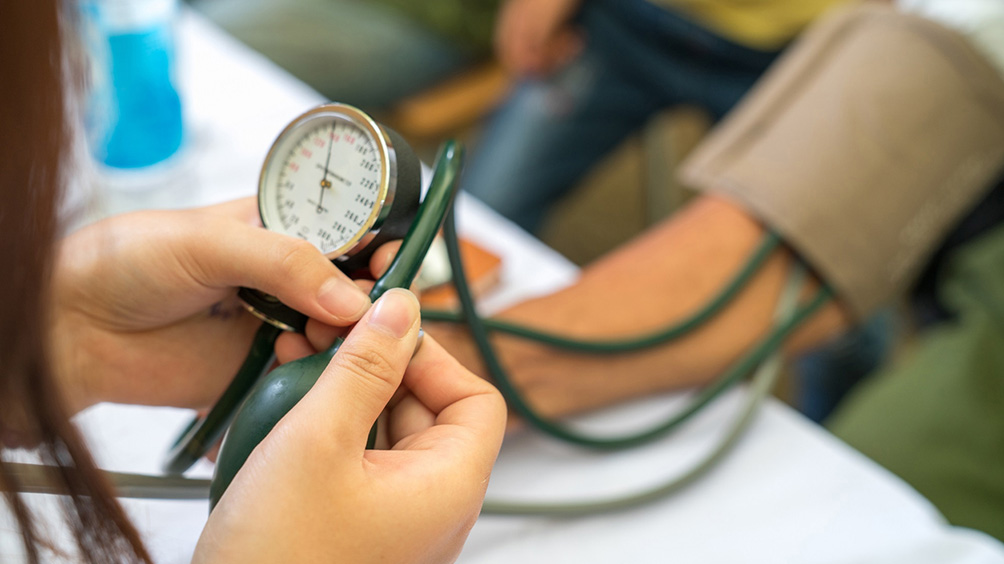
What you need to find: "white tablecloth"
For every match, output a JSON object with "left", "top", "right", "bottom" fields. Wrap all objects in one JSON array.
[{"left": 67, "top": 10, "right": 1004, "bottom": 564}]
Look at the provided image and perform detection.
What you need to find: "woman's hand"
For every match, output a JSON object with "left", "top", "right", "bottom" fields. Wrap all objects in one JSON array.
[
  {"left": 51, "top": 198, "right": 372, "bottom": 414},
  {"left": 495, "top": 0, "right": 585, "bottom": 77},
  {"left": 195, "top": 289, "right": 507, "bottom": 564}
]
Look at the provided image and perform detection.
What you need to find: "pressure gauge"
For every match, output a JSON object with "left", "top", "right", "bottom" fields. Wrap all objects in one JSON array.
[
  {"left": 258, "top": 103, "right": 420, "bottom": 260},
  {"left": 241, "top": 103, "right": 421, "bottom": 331}
]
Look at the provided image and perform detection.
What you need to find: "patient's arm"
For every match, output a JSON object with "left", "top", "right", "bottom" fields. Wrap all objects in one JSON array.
[
  {"left": 426, "top": 194, "right": 850, "bottom": 418},
  {"left": 428, "top": 1, "right": 1004, "bottom": 418}
]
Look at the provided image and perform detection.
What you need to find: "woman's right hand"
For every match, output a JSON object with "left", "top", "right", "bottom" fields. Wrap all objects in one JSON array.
[{"left": 194, "top": 289, "right": 507, "bottom": 564}]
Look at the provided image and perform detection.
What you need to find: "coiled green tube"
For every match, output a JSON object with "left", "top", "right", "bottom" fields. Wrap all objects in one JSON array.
[{"left": 442, "top": 206, "right": 831, "bottom": 449}]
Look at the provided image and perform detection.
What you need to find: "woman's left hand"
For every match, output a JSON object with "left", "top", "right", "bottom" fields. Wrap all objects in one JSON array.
[{"left": 51, "top": 197, "right": 373, "bottom": 414}]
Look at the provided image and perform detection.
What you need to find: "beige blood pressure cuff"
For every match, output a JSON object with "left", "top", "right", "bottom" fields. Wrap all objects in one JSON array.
[{"left": 679, "top": 3, "right": 1004, "bottom": 318}]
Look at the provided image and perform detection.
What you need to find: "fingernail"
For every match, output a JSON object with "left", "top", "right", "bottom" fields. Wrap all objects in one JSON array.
[
  {"left": 317, "top": 278, "right": 370, "bottom": 321},
  {"left": 369, "top": 289, "right": 419, "bottom": 339},
  {"left": 414, "top": 328, "right": 425, "bottom": 356}
]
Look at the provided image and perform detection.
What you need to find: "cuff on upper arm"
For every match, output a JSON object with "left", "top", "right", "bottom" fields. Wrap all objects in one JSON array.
[{"left": 679, "top": 4, "right": 1004, "bottom": 318}]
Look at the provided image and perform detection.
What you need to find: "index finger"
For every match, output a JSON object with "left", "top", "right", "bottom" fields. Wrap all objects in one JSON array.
[{"left": 401, "top": 336, "right": 507, "bottom": 443}]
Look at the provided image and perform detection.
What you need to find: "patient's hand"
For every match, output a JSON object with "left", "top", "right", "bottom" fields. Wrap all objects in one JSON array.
[{"left": 495, "top": 0, "right": 585, "bottom": 77}]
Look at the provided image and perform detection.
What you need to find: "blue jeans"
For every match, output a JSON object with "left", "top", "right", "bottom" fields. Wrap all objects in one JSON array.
[{"left": 463, "top": 0, "right": 781, "bottom": 232}]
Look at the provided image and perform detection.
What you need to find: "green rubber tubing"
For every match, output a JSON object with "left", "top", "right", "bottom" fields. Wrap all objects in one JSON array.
[
  {"left": 478, "top": 264, "right": 808, "bottom": 516},
  {"left": 442, "top": 205, "right": 832, "bottom": 450},
  {"left": 208, "top": 141, "right": 465, "bottom": 510},
  {"left": 423, "top": 231, "right": 781, "bottom": 353},
  {"left": 162, "top": 322, "right": 282, "bottom": 475}
]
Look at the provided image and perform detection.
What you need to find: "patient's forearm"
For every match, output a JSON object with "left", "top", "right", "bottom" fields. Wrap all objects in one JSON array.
[{"left": 428, "top": 194, "right": 850, "bottom": 417}]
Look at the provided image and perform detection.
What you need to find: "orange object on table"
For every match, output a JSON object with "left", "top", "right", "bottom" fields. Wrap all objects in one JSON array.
[{"left": 420, "top": 238, "right": 502, "bottom": 310}]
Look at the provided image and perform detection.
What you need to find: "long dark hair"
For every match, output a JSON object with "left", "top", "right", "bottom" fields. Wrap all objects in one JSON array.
[{"left": 0, "top": 1, "right": 151, "bottom": 561}]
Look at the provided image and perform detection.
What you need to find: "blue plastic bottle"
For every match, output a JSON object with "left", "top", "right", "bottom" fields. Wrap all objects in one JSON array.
[{"left": 84, "top": 0, "right": 184, "bottom": 169}]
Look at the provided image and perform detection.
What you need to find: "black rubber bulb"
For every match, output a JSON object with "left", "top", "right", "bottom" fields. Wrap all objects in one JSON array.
[{"left": 208, "top": 141, "right": 464, "bottom": 510}]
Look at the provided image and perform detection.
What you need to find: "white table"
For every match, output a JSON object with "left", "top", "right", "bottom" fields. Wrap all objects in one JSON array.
[{"left": 72, "top": 10, "right": 1004, "bottom": 564}]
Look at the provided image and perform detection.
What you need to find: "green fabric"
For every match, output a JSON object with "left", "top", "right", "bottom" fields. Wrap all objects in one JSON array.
[
  {"left": 828, "top": 224, "right": 1004, "bottom": 542},
  {"left": 376, "top": 0, "right": 500, "bottom": 55},
  {"left": 192, "top": 0, "right": 489, "bottom": 109}
]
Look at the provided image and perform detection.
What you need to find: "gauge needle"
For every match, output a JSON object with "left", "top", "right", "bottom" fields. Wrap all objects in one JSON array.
[
  {"left": 332, "top": 172, "right": 352, "bottom": 186},
  {"left": 317, "top": 123, "right": 335, "bottom": 213}
]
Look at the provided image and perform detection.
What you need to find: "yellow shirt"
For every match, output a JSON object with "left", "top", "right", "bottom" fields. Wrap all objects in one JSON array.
[{"left": 653, "top": 0, "right": 855, "bottom": 49}]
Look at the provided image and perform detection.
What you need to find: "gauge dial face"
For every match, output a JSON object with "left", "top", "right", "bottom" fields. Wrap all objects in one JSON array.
[{"left": 259, "top": 107, "right": 389, "bottom": 258}]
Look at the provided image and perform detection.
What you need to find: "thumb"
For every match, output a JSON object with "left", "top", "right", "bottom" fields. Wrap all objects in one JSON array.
[
  {"left": 178, "top": 209, "right": 371, "bottom": 325},
  {"left": 306, "top": 289, "right": 422, "bottom": 449}
]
